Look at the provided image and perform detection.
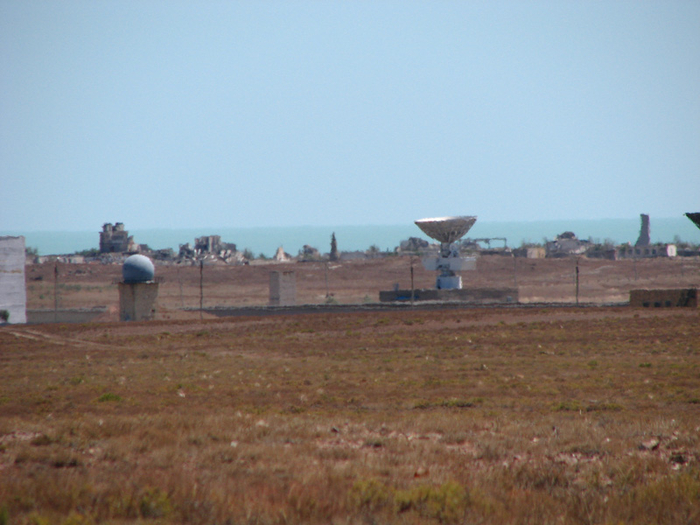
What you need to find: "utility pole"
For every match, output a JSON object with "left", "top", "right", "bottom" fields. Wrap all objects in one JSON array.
[
  {"left": 199, "top": 260, "right": 204, "bottom": 320},
  {"left": 575, "top": 258, "right": 580, "bottom": 305},
  {"left": 54, "top": 261, "right": 59, "bottom": 323},
  {"left": 410, "top": 256, "right": 415, "bottom": 306}
]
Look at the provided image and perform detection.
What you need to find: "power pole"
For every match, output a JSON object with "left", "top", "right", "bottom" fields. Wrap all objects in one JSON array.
[
  {"left": 199, "top": 260, "right": 204, "bottom": 320},
  {"left": 410, "top": 256, "right": 415, "bottom": 306},
  {"left": 575, "top": 258, "right": 580, "bottom": 305},
  {"left": 54, "top": 261, "right": 59, "bottom": 322}
]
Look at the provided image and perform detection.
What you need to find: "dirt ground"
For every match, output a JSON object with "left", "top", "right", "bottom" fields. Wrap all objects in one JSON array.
[
  {"left": 4, "top": 256, "right": 700, "bottom": 524},
  {"left": 1, "top": 300, "right": 699, "bottom": 524},
  {"left": 24, "top": 255, "right": 700, "bottom": 323}
]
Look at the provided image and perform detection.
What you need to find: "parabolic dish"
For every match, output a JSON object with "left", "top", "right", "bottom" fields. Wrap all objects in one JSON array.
[
  {"left": 686, "top": 213, "right": 700, "bottom": 231},
  {"left": 414, "top": 216, "right": 477, "bottom": 244}
]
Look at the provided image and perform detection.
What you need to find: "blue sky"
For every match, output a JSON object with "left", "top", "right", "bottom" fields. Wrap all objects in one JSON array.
[{"left": 1, "top": 1, "right": 699, "bottom": 232}]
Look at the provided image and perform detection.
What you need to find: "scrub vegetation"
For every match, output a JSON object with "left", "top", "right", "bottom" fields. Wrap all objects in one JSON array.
[{"left": 1, "top": 306, "right": 699, "bottom": 524}]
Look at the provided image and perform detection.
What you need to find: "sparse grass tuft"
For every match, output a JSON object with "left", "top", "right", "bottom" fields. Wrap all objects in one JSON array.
[{"left": 96, "top": 392, "right": 121, "bottom": 403}]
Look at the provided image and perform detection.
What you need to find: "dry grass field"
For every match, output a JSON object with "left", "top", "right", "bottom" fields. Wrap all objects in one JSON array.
[{"left": 1, "top": 301, "right": 699, "bottom": 524}]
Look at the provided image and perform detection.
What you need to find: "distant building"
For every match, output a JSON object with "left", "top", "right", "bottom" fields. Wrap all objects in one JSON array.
[
  {"left": 545, "top": 232, "right": 590, "bottom": 258},
  {"left": 616, "top": 243, "right": 676, "bottom": 259},
  {"left": 100, "top": 223, "right": 132, "bottom": 253},
  {"left": 193, "top": 235, "right": 236, "bottom": 256},
  {"left": 398, "top": 237, "right": 431, "bottom": 253},
  {"left": 513, "top": 246, "right": 546, "bottom": 259},
  {"left": 195, "top": 235, "right": 222, "bottom": 254}
]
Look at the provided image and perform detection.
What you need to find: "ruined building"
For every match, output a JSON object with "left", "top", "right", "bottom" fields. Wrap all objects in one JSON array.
[
  {"left": 617, "top": 214, "right": 676, "bottom": 259},
  {"left": 545, "top": 232, "right": 590, "bottom": 258},
  {"left": 100, "top": 223, "right": 132, "bottom": 253},
  {"left": 178, "top": 235, "right": 238, "bottom": 262},
  {"left": 635, "top": 214, "right": 650, "bottom": 246}
]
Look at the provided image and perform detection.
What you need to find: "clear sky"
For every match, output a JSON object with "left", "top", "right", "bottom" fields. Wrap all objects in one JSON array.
[{"left": 1, "top": 1, "right": 698, "bottom": 232}]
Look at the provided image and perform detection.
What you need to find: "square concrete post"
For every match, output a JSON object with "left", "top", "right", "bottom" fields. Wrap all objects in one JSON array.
[
  {"left": 269, "top": 271, "right": 296, "bottom": 306},
  {"left": 119, "top": 282, "right": 159, "bottom": 321},
  {"left": 0, "top": 236, "right": 27, "bottom": 324}
]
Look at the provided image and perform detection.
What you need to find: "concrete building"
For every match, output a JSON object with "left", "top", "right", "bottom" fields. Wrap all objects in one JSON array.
[
  {"left": 616, "top": 243, "right": 677, "bottom": 259},
  {"left": 0, "top": 236, "right": 27, "bottom": 324},
  {"left": 100, "top": 223, "right": 132, "bottom": 253},
  {"left": 513, "top": 246, "right": 546, "bottom": 259}
]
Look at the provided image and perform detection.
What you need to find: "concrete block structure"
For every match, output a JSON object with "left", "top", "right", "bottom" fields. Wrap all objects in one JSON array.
[
  {"left": 630, "top": 289, "right": 697, "bottom": 308},
  {"left": 0, "top": 236, "right": 27, "bottom": 324},
  {"left": 119, "top": 282, "right": 159, "bottom": 321},
  {"left": 269, "top": 271, "right": 296, "bottom": 306}
]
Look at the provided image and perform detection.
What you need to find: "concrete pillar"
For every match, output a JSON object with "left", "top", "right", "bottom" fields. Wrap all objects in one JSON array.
[
  {"left": 118, "top": 282, "right": 159, "bottom": 321},
  {"left": 0, "top": 236, "right": 27, "bottom": 324},
  {"left": 269, "top": 271, "right": 296, "bottom": 306}
]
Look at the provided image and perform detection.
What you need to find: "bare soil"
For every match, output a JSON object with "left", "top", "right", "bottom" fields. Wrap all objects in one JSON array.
[
  {"left": 1, "top": 300, "right": 699, "bottom": 524},
  {"left": 24, "top": 255, "right": 700, "bottom": 322}
]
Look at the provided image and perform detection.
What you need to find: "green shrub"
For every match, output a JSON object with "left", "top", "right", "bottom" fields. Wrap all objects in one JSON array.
[{"left": 97, "top": 393, "right": 122, "bottom": 403}]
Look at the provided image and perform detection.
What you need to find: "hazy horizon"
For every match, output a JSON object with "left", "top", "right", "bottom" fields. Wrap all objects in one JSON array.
[{"left": 6, "top": 216, "right": 699, "bottom": 257}]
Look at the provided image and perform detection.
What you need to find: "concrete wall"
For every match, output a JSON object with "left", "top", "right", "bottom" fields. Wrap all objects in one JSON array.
[
  {"left": 0, "top": 236, "right": 27, "bottom": 324},
  {"left": 269, "top": 271, "right": 296, "bottom": 306},
  {"left": 379, "top": 287, "right": 519, "bottom": 304},
  {"left": 27, "top": 307, "right": 108, "bottom": 324},
  {"left": 119, "top": 282, "right": 159, "bottom": 321},
  {"left": 630, "top": 289, "right": 697, "bottom": 308},
  {"left": 617, "top": 244, "right": 676, "bottom": 259}
]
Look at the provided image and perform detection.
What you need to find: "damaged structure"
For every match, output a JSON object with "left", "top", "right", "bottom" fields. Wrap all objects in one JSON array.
[
  {"left": 545, "top": 232, "right": 591, "bottom": 258},
  {"left": 100, "top": 223, "right": 134, "bottom": 254},
  {"left": 616, "top": 214, "right": 677, "bottom": 259},
  {"left": 178, "top": 235, "right": 239, "bottom": 263}
]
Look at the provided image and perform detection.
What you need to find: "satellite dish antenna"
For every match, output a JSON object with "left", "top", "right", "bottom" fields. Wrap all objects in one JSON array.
[
  {"left": 686, "top": 213, "right": 700, "bottom": 231},
  {"left": 415, "top": 216, "right": 477, "bottom": 289}
]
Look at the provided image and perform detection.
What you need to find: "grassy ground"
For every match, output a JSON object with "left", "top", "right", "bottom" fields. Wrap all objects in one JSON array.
[{"left": 1, "top": 306, "right": 699, "bottom": 524}]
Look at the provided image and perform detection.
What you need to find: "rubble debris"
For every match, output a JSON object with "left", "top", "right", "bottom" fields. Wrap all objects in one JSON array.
[{"left": 545, "top": 232, "right": 590, "bottom": 258}]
